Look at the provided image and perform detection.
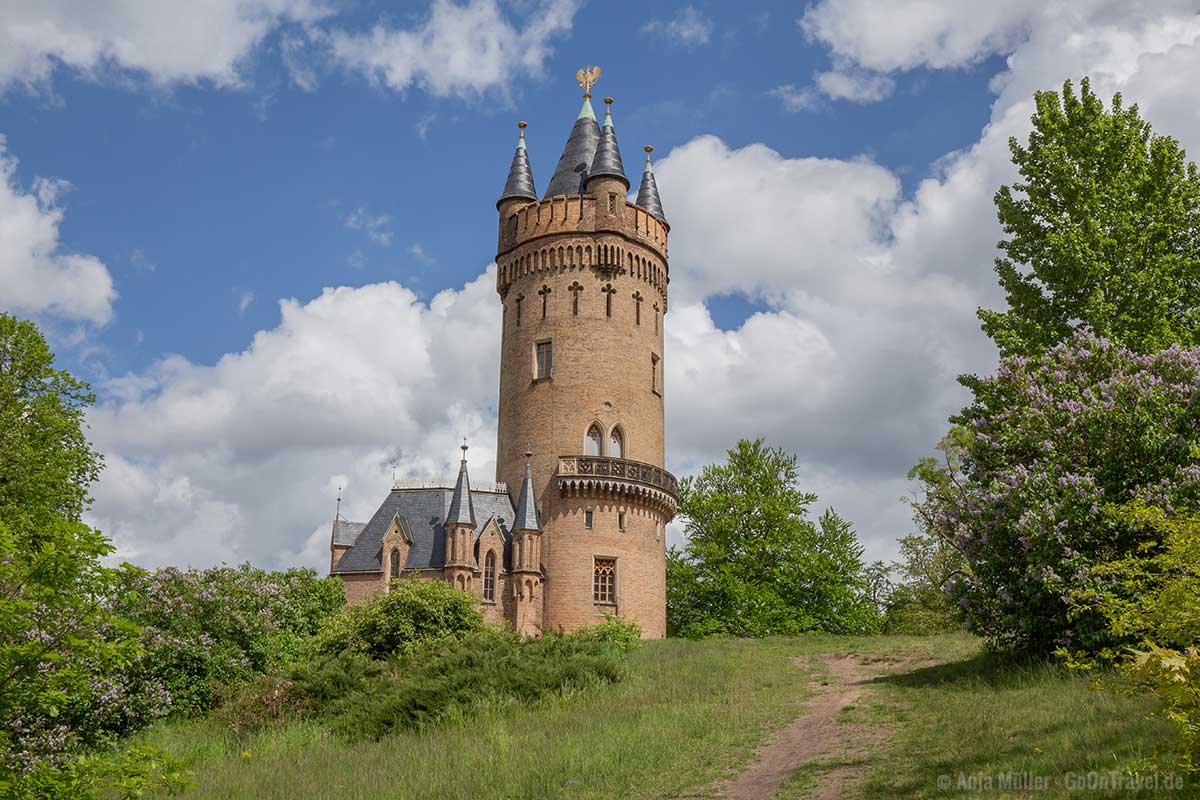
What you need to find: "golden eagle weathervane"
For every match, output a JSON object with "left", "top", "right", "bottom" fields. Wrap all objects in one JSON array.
[{"left": 576, "top": 65, "right": 601, "bottom": 98}]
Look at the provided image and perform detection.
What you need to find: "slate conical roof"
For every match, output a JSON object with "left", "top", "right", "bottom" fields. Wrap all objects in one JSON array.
[
  {"left": 636, "top": 147, "right": 666, "bottom": 223},
  {"left": 543, "top": 97, "right": 601, "bottom": 198},
  {"left": 446, "top": 445, "right": 475, "bottom": 526},
  {"left": 512, "top": 457, "right": 540, "bottom": 531},
  {"left": 588, "top": 101, "right": 627, "bottom": 186},
  {"left": 497, "top": 124, "right": 537, "bottom": 207}
]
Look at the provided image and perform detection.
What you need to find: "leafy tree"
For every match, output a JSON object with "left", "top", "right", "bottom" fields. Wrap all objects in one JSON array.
[
  {"left": 913, "top": 330, "right": 1200, "bottom": 655},
  {"left": 667, "top": 438, "right": 880, "bottom": 638},
  {"left": 879, "top": 532, "right": 964, "bottom": 635},
  {"left": 979, "top": 77, "right": 1200, "bottom": 358},
  {"left": 0, "top": 314, "right": 183, "bottom": 797}
]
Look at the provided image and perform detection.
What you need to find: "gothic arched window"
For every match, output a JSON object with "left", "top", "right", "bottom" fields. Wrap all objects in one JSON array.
[
  {"left": 483, "top": 551, "right": 496, "bottom": 601},
  {"left": 586, "top": 424, "right": 603, "bottom": 456},
  {"left": 609, "top": 427, "right": 624, "bottom": 459},
  {"left": 389, "top": 548, "right": 401, "bottom": 579}
]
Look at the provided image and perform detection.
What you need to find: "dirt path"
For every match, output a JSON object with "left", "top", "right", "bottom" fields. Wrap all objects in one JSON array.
[{"left": 712, "top": 654, "right": 889, "bottom": 800}]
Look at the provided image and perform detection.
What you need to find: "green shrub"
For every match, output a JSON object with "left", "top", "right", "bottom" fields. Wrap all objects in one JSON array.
[
  {"left": 309, "top": 579, "right": 483, "bottom": 659},
  {"left": 322, "top": 628, "right": 626, "bottom": 740},
  {"left": 569, "top": 614, "right": 642, "bottom": 652}
]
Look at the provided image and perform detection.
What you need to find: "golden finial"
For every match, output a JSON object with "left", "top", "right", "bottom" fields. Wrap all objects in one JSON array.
[
  {"left": 603, "top": 96, "right": 613, "bottom": 105},
  {"left": 644, "top": 145, "right": 654, "bottom": 154},
  {"left": 576, "top": 65, "right": 601, "bottom": 99},
  {"left": 517, "top": 120, "right": 527, "bottom": 129}
]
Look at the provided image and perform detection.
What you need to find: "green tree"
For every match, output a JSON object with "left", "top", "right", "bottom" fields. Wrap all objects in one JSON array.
[
  {"left": 979, "top": 77, "right": 1200, "bottom": 358},
  {"left": 0, "top": 314, "right": 180, "bottom": 797},
  {"left": 666, "top": 438, "right": 880, "bottom": 638}
]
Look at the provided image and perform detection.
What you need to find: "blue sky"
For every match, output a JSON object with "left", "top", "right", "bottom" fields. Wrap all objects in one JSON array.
[{"left": 2, "top": 0, "right": 1198, "bottom": 570}]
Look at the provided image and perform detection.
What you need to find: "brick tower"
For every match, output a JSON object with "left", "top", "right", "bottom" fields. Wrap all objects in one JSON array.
[{"left": 494, "top": 67, "right": 677, "bottom": 637}]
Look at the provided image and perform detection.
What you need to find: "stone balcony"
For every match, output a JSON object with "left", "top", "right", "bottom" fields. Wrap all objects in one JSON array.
[{"left": 555, "top": 455, "right": 678, "bottom": 515}]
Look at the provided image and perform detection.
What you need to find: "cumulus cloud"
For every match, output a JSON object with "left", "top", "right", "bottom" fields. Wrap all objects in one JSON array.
[
  {"left": 328, "top": 0, "right": 579, "bottom": 99},
  {"left": 0, "top": 0, "right": 329, "bottom": 91},
  {"left": 0, "top": 136, "right": 115, "bottom": 324},
  {"left": 641, "top": 6, "right": 714, "bottom": 47},
  {"left": 88, "top": 271, "right": 501, "bottom": 569}
]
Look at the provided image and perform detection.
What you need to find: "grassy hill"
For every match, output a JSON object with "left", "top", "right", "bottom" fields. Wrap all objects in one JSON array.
[{"left": 141, "top": 634, "right": 1183, "bottom": 799}]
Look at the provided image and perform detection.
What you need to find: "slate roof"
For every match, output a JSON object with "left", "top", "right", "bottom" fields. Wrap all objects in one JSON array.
[
  {"left": 588, "top": 105, "right": 627, "bottom": 186},
  {"left": 543, "top": 97, "right": 601, "bottom": 198},
  {"left": 497, "top": 127, "right": 537, "bottom": 206},
  {"left": 331, "top": 487, "right": 515, "bottom": 574},
  {"left": 512, "top": 461, "right": 540, "bottom": 531},
  {"left": 331, "top": 519, "right": 366, "bottom": 547},
  {"left": 636, "top": 153, "right": 667, "bottom": 223}
]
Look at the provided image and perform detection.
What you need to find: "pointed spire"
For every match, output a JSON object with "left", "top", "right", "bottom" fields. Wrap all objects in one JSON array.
[
  {"left": 636, "top": 145, "right": 667, "bottom": 223},
  {"left": 588, "top": 97, "right": 628, "bottom": 187},
  {"left": 513, "top": 449, "right": 540, "bottom": 531},
  {"left": 498, "top": 121, "right": 537, "bottom": 207},
  {"left": 446, "top": 441, "right": 476, "bottom": 526},
  {"left": 544, "top": 93, "right": 601, "bottom": 198}
]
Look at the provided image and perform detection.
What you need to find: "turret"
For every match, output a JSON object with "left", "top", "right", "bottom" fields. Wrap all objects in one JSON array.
[
  {"left": 511, "top": 451, "right": 543, "bottom": 634},
  {"left": 444, "top": 443, "right": 476, "bottom": 591},
  {"left": 587, "top": 97, "right": 629, "bottom": 232},
  {"left": 543, "top": 94, "right": 601, "bottom": 198},
  {"left": 498, "top": 121, "right": 537, "bottom": 211},
  {"left": 636, "top": 146, "right": 667, "bottom": 225}
]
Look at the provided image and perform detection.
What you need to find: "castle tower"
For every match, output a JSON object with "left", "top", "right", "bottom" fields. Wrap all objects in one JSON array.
[
  {"left": 443, "top": 444, "right": 476, "bottom": 593},
  {"left": 494, "top": 68, "right": 676, "bottom": 637}
]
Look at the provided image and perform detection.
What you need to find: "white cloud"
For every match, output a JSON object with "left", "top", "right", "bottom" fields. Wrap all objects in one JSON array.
[
  {"left": 814, "top": 64, "right": 894, "bottom": 103},
  {"left": 344, "top": 207, "right": 393, "bottom": 247},
  {"left": 769, "top": 84, "right": 819, "bottom": 112},
  {"left": 641, "top": 6, "right": 714, "bottom": 47},
  {"left": 408, "top": 243, "right": 435, "bottom": 265},
  {"left": 0, "top": 136, "right": 115, "bottom": 324},
  {"left": 0, "top": 0, "right": 329, "bottom": 92},
  {"left": 329, "top": 0, "right": 579, "bottom": 99},
  {"left": 237, "top": 290, "right": 255, "bottom": 315},
  {"left": 88, "top": 272, "right": 501, "bottom": 569}
]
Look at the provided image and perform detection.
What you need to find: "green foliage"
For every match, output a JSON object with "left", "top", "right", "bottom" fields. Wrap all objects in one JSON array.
[
  {"left": 667, "top": 438, "right": 881, "bottom": 638},
  {"left": 0, "top": 315, "right": 171, "bottom": 795},
  {"left": 914, "top": 331, "right": 1200, "bottom": 655},
  {"left": 1063, "top": 501, "right": 1200, "bottom": 772},
  {"left": 309, "top": 579, "right": 483, "bottom": 659},
  {"left": 569, "top": 614, "right": 642, "bottom": 653},
  {"left": 979, "top": 78, "right": 1200, "bottom": 358},
  {"left": 114, "top": 563, "right": 344, "bottom": 717},
  {"left": 0, "top": 314, "right": 102, "bottom": 539},
  {"left": 879, "top": 532, "right": 965, "bottom": 636}
]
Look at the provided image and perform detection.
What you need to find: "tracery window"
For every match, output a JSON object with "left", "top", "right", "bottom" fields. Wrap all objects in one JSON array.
[
  {"left": 586, "top": 424, "right": 602, "bottom": 455},
  {"left": 483, "top": 551, "right": 496, "bottom": 601},
  {"left": 609, "top": 427, "right": 624, "bottom": 459},
  {"left": 594, "top": 558, "right": 616, "bottom": 604}
]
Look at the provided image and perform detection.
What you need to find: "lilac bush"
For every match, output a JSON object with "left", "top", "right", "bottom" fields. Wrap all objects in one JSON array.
[{"left": 914, "top": 330, "right": 1200, "bottom": 654}]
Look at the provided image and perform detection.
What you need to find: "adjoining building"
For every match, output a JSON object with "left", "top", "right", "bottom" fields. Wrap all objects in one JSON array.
[{"left": 329, "top": 68, "right": 676, "bottom": 637}]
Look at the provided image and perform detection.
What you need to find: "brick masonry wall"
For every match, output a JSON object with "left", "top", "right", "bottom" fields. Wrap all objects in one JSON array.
[{"left": 495, "top": 189, "right": 672, "bottom": 638}]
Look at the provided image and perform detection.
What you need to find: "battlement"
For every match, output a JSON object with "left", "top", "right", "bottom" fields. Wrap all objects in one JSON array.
[{"left": 498, "top": 194, "right": 668, "bottom": 259}]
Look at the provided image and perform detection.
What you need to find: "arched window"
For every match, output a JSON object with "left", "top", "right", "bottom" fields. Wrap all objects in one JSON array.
[
  {"left": 483, "top": 551, "right": 496, "bottom": 601},
  {"left": 609, "top": 427, "right": 624, "bottom": 459},
  {"left": 390, "top": 548, "right": 401, "bottom": 579},
  {"left": 586, "top": 424, "right": 603, "bottom": 456}
]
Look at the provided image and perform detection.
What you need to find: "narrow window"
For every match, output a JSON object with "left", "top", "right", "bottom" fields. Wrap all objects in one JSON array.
[
  {"left": 586, "top": 424, "right": 602, "bottom": 456},
  {"left": 602, "top": 284, "right": 615, "bottom": 318},
  {"left": 609, "top": 427, "right": 623, "bottom": 459},
  {"left": 653, "top": 302, "right": 660, "bottom": 333},
  {"left": 633, "top": 291, "right": 643, "bottom": 326},
  {"left": 536, "top": 340, "right": 553, "bottom": 380},
  {"left": 483, "top": 551, "right": 496, "bottom": 601},
  {"left": 538, "top": 284, "right": 551, "bottom": 319},
  {"left": 651, "top": 354, "right": 660, "bottom": 394},
  {"left": 390, "top": 548, "right": 401, "bottom": 579},
  {"left": 585, "top": 509, "right": 594, "bottom": 529},
  {"left": 608, "top": 193, "right": 617, "bottom": 213},
  {"left": 515, "top": 294, "right": 524, "bottom": 327},
  {"left": 594, "top": 558, "right": 615, "bottom": 603},
  {"left": 569, "top": 281, "right": 582, "bottom": 316},
  {"left": 618, "top": 511, "right": 627, "bottom": 531}
]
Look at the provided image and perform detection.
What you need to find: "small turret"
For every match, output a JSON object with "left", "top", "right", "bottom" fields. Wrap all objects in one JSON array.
[
  {"left": 446, "top": 443, "right": 476, "bottom": 526},
  {"left": 636, "top": 145, "right": 667, "bottom": 224},
  {"left": 543, "top": 95, "right": 601, "bottom": 198},
  {"left": 512, "top": 456, "right": 540, "bottom": 532},
  {"left": 497, "top": 122, "right": 537, "bottom": 208},
  {"left": 587, "top": 98, "right": 628, "bottom": 188},
  {"left": 444, "top": 443, "right": 477, "bottom": 590}
]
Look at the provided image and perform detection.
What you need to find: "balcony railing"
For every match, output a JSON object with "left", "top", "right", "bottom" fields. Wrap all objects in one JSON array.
[{"left": 556, "top": 455, "right": 678, "bottom": 499}]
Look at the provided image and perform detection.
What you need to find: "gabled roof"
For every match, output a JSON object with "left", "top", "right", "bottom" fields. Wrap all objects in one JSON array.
[
  {"left": 543, "top": 97, "right": 601, "bottom": 198},
  {"left": 331, "top": 519, "right": 366, "bottom": 547},
  {"left": 498, "top": 125, "right": 537, "bottom": 206},
  {"left": 331, "top": 487, "right": 514, "bottom": 574}
]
